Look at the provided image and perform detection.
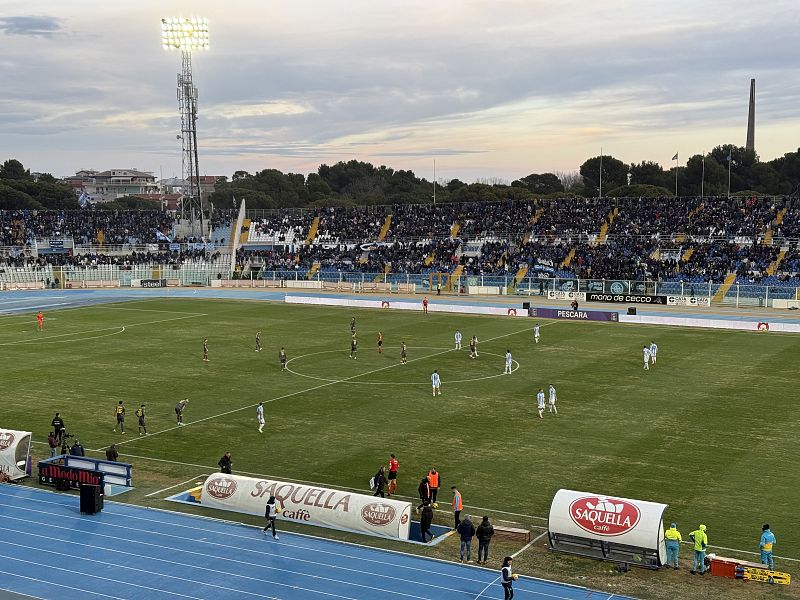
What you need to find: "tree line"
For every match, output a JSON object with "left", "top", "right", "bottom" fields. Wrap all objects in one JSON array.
[{"left": 2, "top": 145, "right": 800, "bottom": 211}]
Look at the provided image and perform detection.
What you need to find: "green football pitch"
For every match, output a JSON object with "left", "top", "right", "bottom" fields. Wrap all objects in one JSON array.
[{"left": 2, "top": 297, "right": 799, "bottom": 559}]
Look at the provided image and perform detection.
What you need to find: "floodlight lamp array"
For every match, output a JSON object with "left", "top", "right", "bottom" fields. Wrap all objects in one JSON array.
[{"left": 161, "top": 17, "right": 209, "bottom": 51}]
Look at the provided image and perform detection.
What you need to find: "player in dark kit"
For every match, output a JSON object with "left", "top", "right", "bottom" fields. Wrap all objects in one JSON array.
[
  {"left": 113, "top": 401, "right": 126, "bottom": 434},
  {"left": 255, "top": 330, "right": 262, "bottom": 352},
  {"left": 400, "top": 341, "right": 408, "bottom": 364},
  {"left": 350, "top": 317, "right": 356, "bottom": 334},
  {"left": 136, "top": 404, "right": 147, "bottom": 435},
  {"left": 350, "top": 334, "right": 358, "bottom": 359},
  {"left": 175, "top": 399, "right": 189, "bottom": 425},
  {"left": 203, "top": 338, "right": 209, "bottom": 362},
  {"left": 279, "top": 347, "right": 287, "bottom": 370},
  {"left": 377, "top": 332, "right": 383, "bottom": 354}
]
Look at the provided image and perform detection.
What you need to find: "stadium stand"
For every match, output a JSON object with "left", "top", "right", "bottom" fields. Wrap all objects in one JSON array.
[{"left": 3, "top": 197, "right": 800, "bottom": 300}]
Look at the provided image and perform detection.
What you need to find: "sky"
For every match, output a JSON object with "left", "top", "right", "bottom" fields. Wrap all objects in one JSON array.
[{"left": 1, "top": 0, "right": 799, "bottom": 183}]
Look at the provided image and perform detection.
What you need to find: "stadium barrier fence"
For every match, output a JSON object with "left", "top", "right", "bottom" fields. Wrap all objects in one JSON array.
[{"left": 2, "top": 265, "right": 799, "bottom": 309}]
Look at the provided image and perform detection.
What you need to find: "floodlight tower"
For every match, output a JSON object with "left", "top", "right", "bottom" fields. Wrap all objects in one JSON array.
[{"left": 161, "top": 16, "right": 209, "bottom": 237}]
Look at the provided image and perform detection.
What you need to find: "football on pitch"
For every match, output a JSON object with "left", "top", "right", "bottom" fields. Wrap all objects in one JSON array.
[{"left": 432, "top": 502, "right": 439, "bottom": 508}]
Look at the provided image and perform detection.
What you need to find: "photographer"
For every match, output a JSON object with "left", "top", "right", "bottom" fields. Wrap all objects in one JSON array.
[
  {"left": 51, "top": 413, "right": 65, "bottom": 443},
  {"left": 105, "top": 444, "right": 119, "bottom": 462},
  {"left": 69, "top": 439, "right": 85, "bottom": 457}
]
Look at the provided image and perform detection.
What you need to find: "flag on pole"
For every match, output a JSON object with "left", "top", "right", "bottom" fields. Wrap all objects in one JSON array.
[
  {"left": 672, "top": 153, "right": 679, "bottom": 161},
  {"left": 155, "top": 229, "right": 173, "bottom": 243}
]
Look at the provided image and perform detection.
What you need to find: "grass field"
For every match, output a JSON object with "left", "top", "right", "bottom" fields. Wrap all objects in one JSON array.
[{"left": 2, "top": 296, "right": 799, "bottom": 597}]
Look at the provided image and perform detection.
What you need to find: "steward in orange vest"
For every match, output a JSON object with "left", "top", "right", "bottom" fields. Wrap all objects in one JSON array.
[{"left": 427, "top": 468, "right": 440, "bottom": 504}]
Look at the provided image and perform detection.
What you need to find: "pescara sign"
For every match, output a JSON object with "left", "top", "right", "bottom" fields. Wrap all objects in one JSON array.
[
  {"left": 569, "top": 495, "right": 641, "bottom": 536},
  {"left": 200, "top": 474, "right": 412, "bottom": 541}
]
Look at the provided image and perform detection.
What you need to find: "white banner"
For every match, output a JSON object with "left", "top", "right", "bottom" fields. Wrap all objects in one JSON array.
[
  {"left": 201, "top": 474, "right": 412, "bottom": 540},
  {"left": 0, "top": 429, "right": 32, "bottom": 480},
  {"left": 666, "top": 295, "right": 711, "bottom": 307},
  {"left": 547, "top": 291, "right": 586, "bottom": 301},
  {"left": 549, "top": 489, "right": 667, "bottom": 562},
  {"left": 285, "top": 295, "right": 529, "bottom": 318}
]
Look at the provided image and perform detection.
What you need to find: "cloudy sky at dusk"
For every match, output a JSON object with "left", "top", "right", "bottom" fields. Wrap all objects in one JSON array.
[{"left": 1, "top": 0, "right": 798, "bottom": 182}]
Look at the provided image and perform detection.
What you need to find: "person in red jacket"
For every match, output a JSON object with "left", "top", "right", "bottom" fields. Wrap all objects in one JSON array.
[
  {"left": 422, "top": 296, "right": 429, "bottom": 314},
  {"left": 387, "top": 454, "right": 399, "bottom": 496}
]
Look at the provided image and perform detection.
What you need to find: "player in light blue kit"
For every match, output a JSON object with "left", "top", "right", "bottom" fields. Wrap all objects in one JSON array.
[
  {"left": 504, "top": 350, "right": 513, "bottom": 374},
  {"left": 431, "top": 370, "right": 442, "bottom": 397},
  {"left": 536, "top": 389, "right": 545, "bottom": 419},
  {"left": 454, "top": 330, "right": 462, "bottom": 350},
  {"left": 649, "top": 341, "right": 658, "bottom": 364}
]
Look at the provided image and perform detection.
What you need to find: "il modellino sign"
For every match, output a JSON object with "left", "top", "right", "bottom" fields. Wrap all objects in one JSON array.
[
  {"left": 201, "top": 474, "right": 412, "bottom": 541},
  {"left": 549, "top": 489, "right": 668, "bottom": 565}
]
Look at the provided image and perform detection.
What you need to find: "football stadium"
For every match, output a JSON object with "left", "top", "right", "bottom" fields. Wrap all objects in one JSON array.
[{"left": 1, "top": 4, "right": 799, "bottom": 600}]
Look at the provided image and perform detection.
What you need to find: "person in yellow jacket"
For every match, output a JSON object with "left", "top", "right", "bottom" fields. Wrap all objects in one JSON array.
[
  {"left": 689, "top": 524, "right": 708, "bottom": 575},
  {"left": 664, "top": 523, "right": 682, "bottom": 569}
]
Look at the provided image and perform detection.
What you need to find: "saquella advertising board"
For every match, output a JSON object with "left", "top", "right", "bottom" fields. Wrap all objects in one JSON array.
[{"left": 201, "top": 474, "right": 412, "bottom": 540}]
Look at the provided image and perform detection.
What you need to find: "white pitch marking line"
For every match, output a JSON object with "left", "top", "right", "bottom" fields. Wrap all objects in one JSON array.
[
  {"left": 0, "top": 313, "right": 203, "bottom": 346},
  {"left": 94, "top": 305, "right": 208, "bottom": 315},
  {"left": 30, "top": 440, "right": 548, "bottom": 523},
  {"left": 144, "top": 474, "right": 208, "bottom": 498},
  {"left": 285, "top": 347, "right": 520, "bottom": 385},
  {"left": 512, "top": 530, "right": 549, "bottom": 559},
  {"left": 112, "top": 323, "right": 546, "bottom": 448},
  {"left": 472, "top": 576, "right": 500, "bottom": 600}
]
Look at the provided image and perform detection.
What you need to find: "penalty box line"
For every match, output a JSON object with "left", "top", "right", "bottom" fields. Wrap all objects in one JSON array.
[{"left": 109, "top": 323, "right": 548, "bottom": 450}]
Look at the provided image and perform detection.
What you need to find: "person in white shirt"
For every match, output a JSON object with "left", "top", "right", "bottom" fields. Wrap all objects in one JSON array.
[
  {"left": 431, "top": 370, "right": 441, "bottom": 397},
  {"left": 548, "top": 384, "right": 557, "bottom": 414},
  {"left": 643, "top": 345, "right": 651, "bottom": 370},
  {"left": 649, "top": 341, "right": 658, "bottom": 364},
  {"left": 536, "top": 389, "right": 545, "bottom": 419},
  {"left": 504, "top": 350, "right": 513, "bottom": 374},
  {"left": 263, "top": 495, "right": 283, "bottom": 539},
  {"left": 257, "top": 401, "right": 265, "bottom": 433},
  {"left": 454, "top": 330, "right": 462, "bottom": 350},
  {"left": 534, "top": 323, "right": 540, "bottom": 344}
]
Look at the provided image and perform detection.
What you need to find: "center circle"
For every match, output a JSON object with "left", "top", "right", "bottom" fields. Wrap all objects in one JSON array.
[{"left": 284, "top": 346, "right": 520, "bottom": 386}]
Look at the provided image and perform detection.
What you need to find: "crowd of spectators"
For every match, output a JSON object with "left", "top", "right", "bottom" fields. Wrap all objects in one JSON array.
[
  {"left": 1, "top": 248, "right": 223, "bottom": 269},
  {"left": 0, "top": 210, "right": 174, "bottom": 246},
  {"left": 4, "top": 197, "right": 800, "bottom": 285}
]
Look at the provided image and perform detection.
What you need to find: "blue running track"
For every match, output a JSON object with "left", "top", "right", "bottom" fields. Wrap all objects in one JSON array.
[{"left": 0, "top": 485, "right": 631, "bottom": 600}]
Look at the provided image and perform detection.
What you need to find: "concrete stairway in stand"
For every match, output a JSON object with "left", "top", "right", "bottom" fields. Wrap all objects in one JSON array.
[{"left": 712, "top": 273, "right": 737, "bottom": 303}]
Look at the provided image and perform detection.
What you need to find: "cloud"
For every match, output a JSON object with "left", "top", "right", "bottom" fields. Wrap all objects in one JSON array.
[{"left": 0, "top": 16, "right": 62, "bottom": 37}]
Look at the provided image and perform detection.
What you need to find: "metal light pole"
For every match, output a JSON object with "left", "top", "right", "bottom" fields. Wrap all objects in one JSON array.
[{"left": 161, "top": 16, "right": 209, "bottom": 238}]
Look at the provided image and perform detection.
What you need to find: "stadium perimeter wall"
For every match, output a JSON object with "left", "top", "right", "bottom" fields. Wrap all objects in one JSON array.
[{"left": 285, "top": 295, "right": 800, "bottom": 333}]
